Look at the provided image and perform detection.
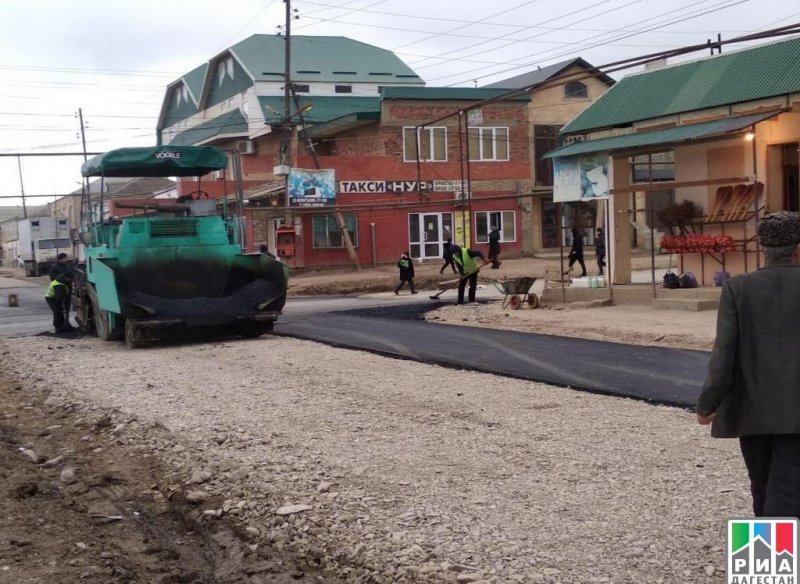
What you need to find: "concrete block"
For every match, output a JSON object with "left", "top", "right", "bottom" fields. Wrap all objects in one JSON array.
[{"left": 652, "top": 298, "right": 719, "bottom": 311}]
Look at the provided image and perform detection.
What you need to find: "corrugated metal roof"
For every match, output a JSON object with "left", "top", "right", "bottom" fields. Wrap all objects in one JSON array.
[
  {"left": 483, "top": 57, "right": 615, "bottom": 89},
  {"left": 231, "top": 35, "right": 423, "bottom": 84},
  {"left": 380, "top": 87, "right": 530, "bottom": 101},
  {"left": 258, "top": 96, "right": 381, "bottom": 125},
  {"left": 306, "top": 111, "right": 380, "bottom": 138},
  {"left": 562, "top": 37, "right": 800, "bottom": 134},
  {"left": 169, "top": 109, "right": 248, "bottom": 146},
  {"left": 545, "top": 110, "right": 783, "bottom": 158}
]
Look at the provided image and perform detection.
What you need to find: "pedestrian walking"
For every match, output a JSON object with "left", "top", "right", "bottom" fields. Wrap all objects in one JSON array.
[
  {"left": 440, "top": 238, "right": 457, "bottom": 274},
  {"left": 697, "top": 211, "right": 800, "bottom": 518},
  {"left": 452, "top": 244, "right": 486, "bottom": 304},
  {"left": 595, "top": 227, "right": 606, "bottom": 276},
  {"left": 394, "top": 252, "right": 417, "bottom": 295},
  {"left": 565, "top": 228, "right": 587, "bottom": 277},
  {"left": 488, "top": 225, "right": 502, "bottom": 269}
]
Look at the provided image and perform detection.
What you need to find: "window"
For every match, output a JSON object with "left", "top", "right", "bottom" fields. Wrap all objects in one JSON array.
[
  {"left": 294, "top": 84, "right": 310, "bottom": 93},
  {"left": 631, "top": 151, "right": 675, "bottom": 183},
  {"left": 312, "top": 214, "right": 358, "bottom": 248},
  {"left": 467, "top": 127, "right": 509, "bottom": 161},
  {"left": 564, "top": 81, "right": 588, "bottom": 98},
  {"left": 475, "top": 211, "right": 516, "bottom": 243},
  {"left": 403, "top": 127, "right": 447, "bottom": 162},
  {"left": 334, "top": 85, "right": 352, "bottom": 94},
  {"left": 37, "top": 238, "right": 71, "bottom": 250},
  {"left": 534, "top": 125, "right": 561, "bottom": 186},
  {"left": 218, "top": 57, "right": 234, "bottom": 86}
]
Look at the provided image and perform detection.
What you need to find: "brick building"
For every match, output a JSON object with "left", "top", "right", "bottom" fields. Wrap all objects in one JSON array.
[{"left": 156, "top": 34, "right": 539, "bottom": 268}]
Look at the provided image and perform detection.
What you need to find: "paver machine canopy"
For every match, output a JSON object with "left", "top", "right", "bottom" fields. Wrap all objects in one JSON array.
[{"left": 73, "top": 145, "right": 288, "bottom": 348}]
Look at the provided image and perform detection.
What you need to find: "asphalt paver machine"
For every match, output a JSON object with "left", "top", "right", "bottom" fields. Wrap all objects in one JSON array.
[{"left": 73, "top": 146, "right": 288, "bottom": 348}]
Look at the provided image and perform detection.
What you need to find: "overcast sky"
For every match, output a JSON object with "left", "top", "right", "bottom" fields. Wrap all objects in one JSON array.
[{"left": 1, "top": 0, "right": 798, "bottom": 206}]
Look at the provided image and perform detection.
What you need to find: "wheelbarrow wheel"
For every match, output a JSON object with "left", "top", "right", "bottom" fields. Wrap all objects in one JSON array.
[
  {"left": 508, "top": 295, "right": 522, "bottom": 310},
  {"left": 528, "top": 294, "right": 540, "bottom": 309}
]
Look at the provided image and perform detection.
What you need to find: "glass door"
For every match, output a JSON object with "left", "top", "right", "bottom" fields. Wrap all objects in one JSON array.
[{"left": 408, "top": 213, "right": 453, "bottom": 259}]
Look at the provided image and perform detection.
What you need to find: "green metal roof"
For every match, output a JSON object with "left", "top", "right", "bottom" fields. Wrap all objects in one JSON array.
[
  {"left": 545, "top": 110, "right": 784, "bottom": 159},
  {"left": 231, "top": 35, "right": 423, "bottom": 83},
  {"left": 82, "top": 146, "right": 228, "bottom": 178},
  {"left": 563, "top": 37, "right": 800, "bottom": 134},
  {"left": 169, "top": 109, "right": 248, "bottom": 147},
  {"left": 305, "top": 111, "right": 381, "bottom": 138},
  {"left": 381, "top": 87, "right": 530, "bottom": 101},
  {"left": 258, "top": 95, "right": 381, "bottom": 125}
]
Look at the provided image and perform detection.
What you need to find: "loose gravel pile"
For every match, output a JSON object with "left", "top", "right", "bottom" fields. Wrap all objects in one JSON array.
[{"left": 1, "top": 335, "right": 747, "bottom": 583}]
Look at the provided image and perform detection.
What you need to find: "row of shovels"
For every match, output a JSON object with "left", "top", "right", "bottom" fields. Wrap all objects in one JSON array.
[{"left": 707, "top": 182, "right": 764, "bottom": 222}]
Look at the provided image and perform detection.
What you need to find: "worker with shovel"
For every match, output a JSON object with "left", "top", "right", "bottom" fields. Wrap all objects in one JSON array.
[{"left": 452, "top": 244, "right": 487, "bottom": 304}]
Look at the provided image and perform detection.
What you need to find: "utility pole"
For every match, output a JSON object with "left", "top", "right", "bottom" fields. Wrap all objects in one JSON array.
[
  {"left": 77, "top": 108, "right": 90, "bottom": 229},
  {"left": 281, "top": 0, "right": 293, "bottom": 208}
]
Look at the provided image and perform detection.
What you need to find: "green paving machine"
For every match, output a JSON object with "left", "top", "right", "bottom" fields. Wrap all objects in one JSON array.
[{"left": 72, "top": 146, "right": 288, "bottom": 348}]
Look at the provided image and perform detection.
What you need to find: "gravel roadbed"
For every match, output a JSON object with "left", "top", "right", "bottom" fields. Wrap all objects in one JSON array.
[{"left": 1, "top": 335, "right": 745, "bottom": 583}]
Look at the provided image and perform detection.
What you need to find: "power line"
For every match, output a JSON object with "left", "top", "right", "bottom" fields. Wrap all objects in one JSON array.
[{"left": 435, "top": 0, "right": 753, "bottom": 85}]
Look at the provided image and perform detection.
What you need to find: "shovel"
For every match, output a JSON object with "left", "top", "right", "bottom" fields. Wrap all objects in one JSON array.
[{"left": 429, "top": 261, "right": 489, "bottom": 300}]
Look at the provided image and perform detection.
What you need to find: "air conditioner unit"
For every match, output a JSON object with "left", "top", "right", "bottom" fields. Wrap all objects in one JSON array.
[
  {"left": 212, "top": 170, "right": 224, "bottom": 180},
  {"left": 454, "top": 191, "right": 470, "bottom": 201},
  {"left": 236, "top": 140, "right": 256, "bottom": 155}
]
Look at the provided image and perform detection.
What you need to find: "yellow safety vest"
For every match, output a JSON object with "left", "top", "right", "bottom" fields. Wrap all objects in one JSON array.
[
  {"left": 454, "top": 247, "right": 478, "bottom": 274},
  {"left": 45, "top": 280, "right": 67, "bottom": 299}
]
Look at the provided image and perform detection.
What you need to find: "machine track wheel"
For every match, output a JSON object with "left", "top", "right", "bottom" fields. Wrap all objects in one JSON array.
[
  {"left": 528, "top": 294, "right": 540, "bottom": 309},
  {"left": 508, "top": 295, "right": 522, "bottom": 310},
  {"left": 93, "top": 301, "right": 114, "bottom": 342}
]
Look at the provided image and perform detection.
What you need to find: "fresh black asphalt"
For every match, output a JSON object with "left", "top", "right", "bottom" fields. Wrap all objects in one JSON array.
[{"left": 274, "top": 301, "right": 710, "bottom": 408}]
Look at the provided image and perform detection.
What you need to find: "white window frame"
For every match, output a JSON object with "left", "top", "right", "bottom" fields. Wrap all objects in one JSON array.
[
  {"left": 468, "top": 127, "right": 510, "bottom": 161},
  {"left": 474, "top": 210, "right": 516, "bottom": 244},
  {"left": 403, "top": 126, "right": 448, "bottom": 162}
]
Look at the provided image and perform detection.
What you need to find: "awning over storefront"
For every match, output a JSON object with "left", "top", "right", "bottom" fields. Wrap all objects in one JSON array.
[
  {"left": 169, "top": 109, "right": 248, "bottom": 146},
  {"left": 544, "top": 109, "right": 785, "bottom": 159}
]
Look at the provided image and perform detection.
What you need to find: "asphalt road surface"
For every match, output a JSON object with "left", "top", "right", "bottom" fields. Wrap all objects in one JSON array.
[
  {"left": 276, "top": 300, "right": 710, "bottom": 408},
  {"left": 0, "top": 275, "right": 709, "bottom": 408}
]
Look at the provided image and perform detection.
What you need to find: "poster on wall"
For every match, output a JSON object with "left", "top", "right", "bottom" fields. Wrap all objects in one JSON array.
[
  {"left": 553, "top": 155, "right": 610, "bottom": 202},
  {"left": 453, "top": 210, "right": 471, "bottom": 248},
  {"left": 289, "top": 169, "right": 336, "bottom": 207}
]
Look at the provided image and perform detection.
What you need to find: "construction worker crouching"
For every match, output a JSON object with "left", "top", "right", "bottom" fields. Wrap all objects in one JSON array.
[
  {"left": 451, "top": 244, "right": 487, "bottom": 304},
  {"left": 44, "top": 271, "right": 75, "bottom": 334}
]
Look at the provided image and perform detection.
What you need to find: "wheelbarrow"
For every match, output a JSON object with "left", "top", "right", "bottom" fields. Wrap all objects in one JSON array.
[{"left": 491, "top": 276, "right": 539, "bottom": 310}]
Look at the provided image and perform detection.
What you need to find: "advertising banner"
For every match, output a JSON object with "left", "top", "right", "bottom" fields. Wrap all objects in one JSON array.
[
  {"left": 553, "top": 155, "right": 610, "bottom": 202},
  {"left": 289, "top": 169, "right": 336, "bottom": 207}
]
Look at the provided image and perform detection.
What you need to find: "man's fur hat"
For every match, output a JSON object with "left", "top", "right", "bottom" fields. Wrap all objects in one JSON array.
[{"left": 757, "top": 212, "right": 800, "bottom": 248}]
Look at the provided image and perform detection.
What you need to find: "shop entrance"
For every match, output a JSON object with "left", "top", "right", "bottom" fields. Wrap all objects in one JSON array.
[
  {"left": 782, "top": 142, "right": 800, "bottom": 212},
  {"left": 408, "top": 212, "right": 453, "bottom": 259}
]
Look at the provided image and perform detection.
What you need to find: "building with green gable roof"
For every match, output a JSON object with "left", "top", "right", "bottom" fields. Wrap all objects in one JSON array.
[{"left": 545, "top": 37, "right": 800, "bottom": 289}]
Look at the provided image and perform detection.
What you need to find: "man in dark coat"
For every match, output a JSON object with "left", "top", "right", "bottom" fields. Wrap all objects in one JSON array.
[
  {"left": 488, "top": 225, "right": 502, "bottom": 269},
  {"left": 566, "top": 228, "right": 587, "bottom": 277},
  {"left": 697, "top": 211, "right": 800, "bottom": 517},
  {"left": 451, "top": 244, "right": 486, "bottom": 304},
  {"left": 595, "top": 227, "right": 606, "bottom": 276},
  {"left": 44, "top": 271, "right": 74, "bottom": 334}
]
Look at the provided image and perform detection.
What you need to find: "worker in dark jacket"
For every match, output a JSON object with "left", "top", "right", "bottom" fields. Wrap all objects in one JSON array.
[
  {"left": 451, "top": 244, "right": 486, "bottom": 304},
  {"left": 697, "top": 211, "right": 800, "bottom": 518},
  {"left": 394, "top": 251, "right": 417, "bottom": 295},
  {"left": 439, "top": 238, "right": 457, "bottom": 274},
  {"left": 44, "top": 271, "right": 74, "bottom": 334},
  {"left": 49, "top": 253, "right": 73, "bottom": 321},
  {"left": 488, "top": 225, "right": 502, "bottom": 269}
]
